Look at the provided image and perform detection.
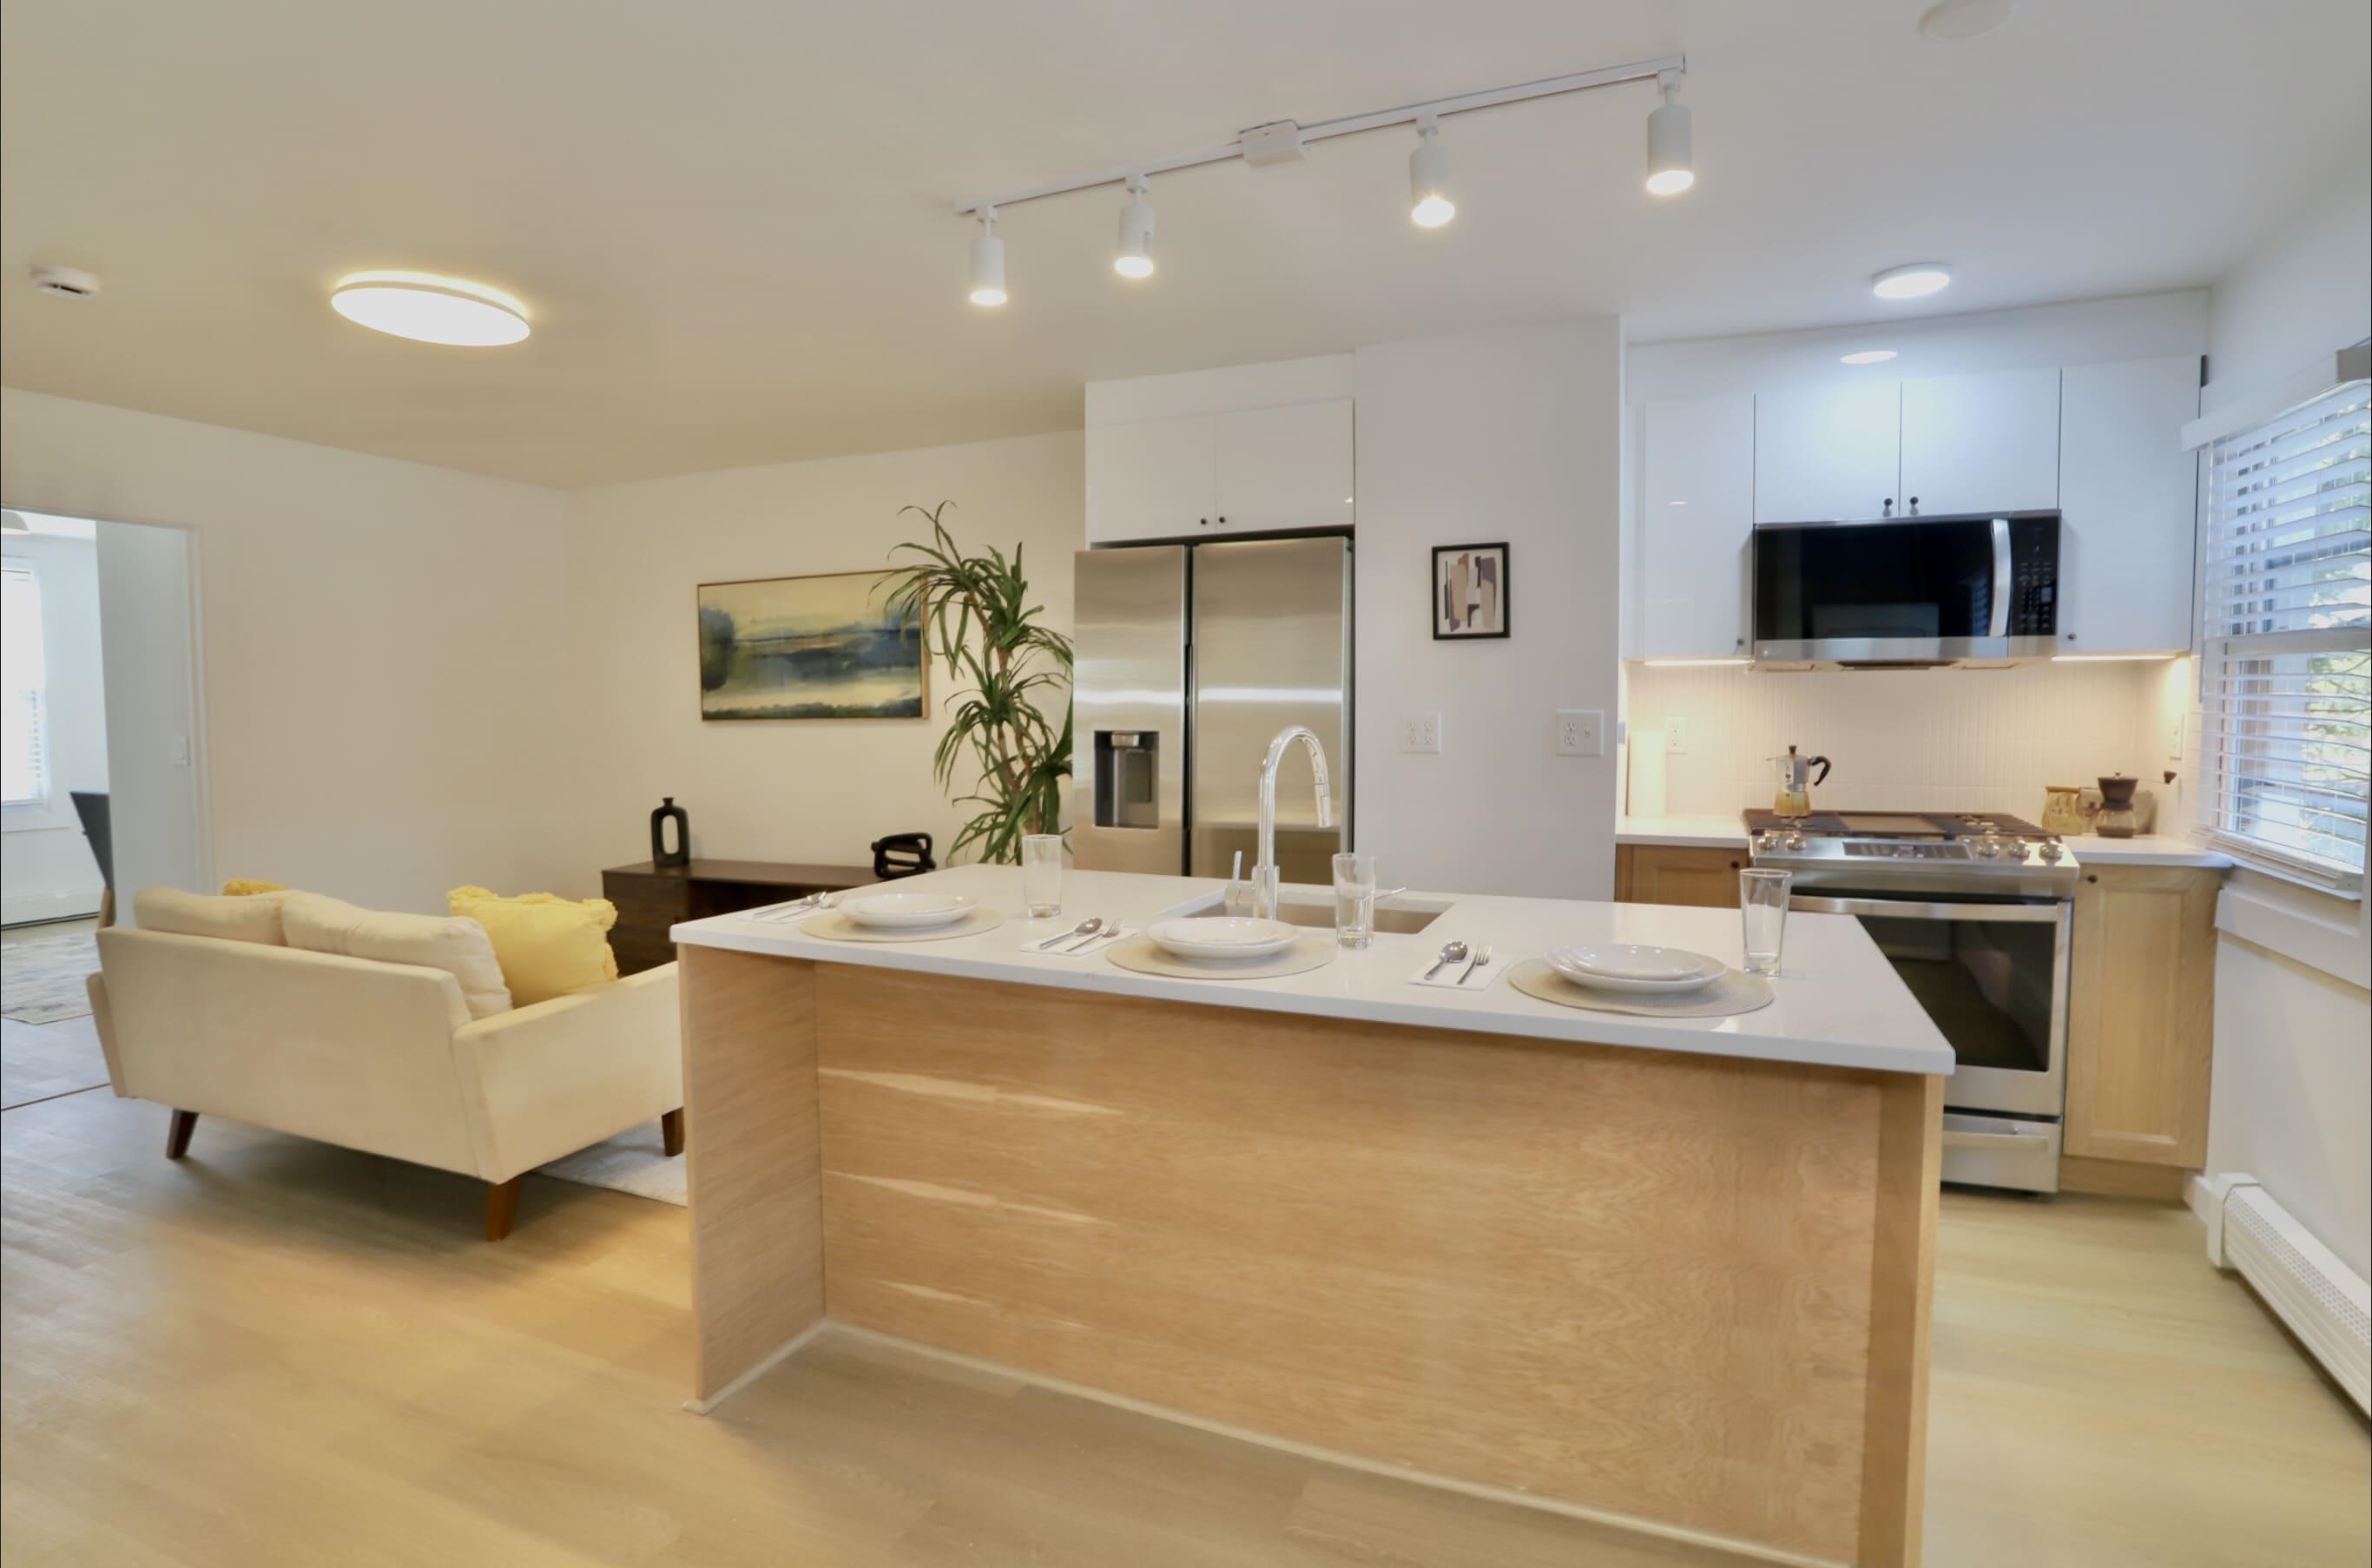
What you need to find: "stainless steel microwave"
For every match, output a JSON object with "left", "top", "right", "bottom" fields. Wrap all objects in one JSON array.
[{"left": 1750, "top": 510, "right": 2060, "bottom": 667}]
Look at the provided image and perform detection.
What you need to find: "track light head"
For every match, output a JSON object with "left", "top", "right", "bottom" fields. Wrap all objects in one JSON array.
[
  {"left": 968, "top": 208, "right": 1007, "bottom": 306},
  {"left": 1644, "top": 70, "right": 1693, "bottom": 195},
  {"left": 1409, "top": 116, "right": 1454, "bottom": 228},
  {"left": 1115, "top": 176, "right": 1156, "bottom": 280}
]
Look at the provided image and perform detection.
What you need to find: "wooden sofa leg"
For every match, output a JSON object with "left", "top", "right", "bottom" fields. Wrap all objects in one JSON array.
[
  {"left": 165, "top": 1110, "right": 198, "bottom": 1159},
  {"left": 662, "top": 1108, "right": 685, "bottom": 1157},
  {"left": 485, "top": 1176, "right": 524, "bottom": 1242}
]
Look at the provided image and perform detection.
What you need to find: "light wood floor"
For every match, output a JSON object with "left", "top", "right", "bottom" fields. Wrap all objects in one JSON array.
[{"left": 2, "top": 1081, "right": 2365, "bottom": 1566}]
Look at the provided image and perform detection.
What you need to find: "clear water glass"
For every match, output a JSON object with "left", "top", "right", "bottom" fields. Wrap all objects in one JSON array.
[
  {"left": 1739, "top": 867, "right": 1792, "bottom": 977},
  {"left": 1021, "top": 834, "right": 1064, "bottom": 919},
  {"left": 1332, "top": 853, "right": 1377, "bottom": 950}
]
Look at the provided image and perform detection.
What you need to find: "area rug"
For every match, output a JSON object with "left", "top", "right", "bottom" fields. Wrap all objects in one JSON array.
[
  {"left": 537, "top": 1121, "right": 687, "bottom": 1207},
  {"left": 2, "top": 931, "right": 102, "bottom": 1024}
]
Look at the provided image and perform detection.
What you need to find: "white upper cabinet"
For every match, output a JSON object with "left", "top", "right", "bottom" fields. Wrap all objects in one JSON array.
[
  {"left": 1899, "top": 367, "right": 2062, "bottom": 515},
  {"left": 2056, "top": 356, "right": 2201, "bottom": 653},
  {"left": 1639, "top": 394, "right": 1756, "bottom": 658},
  {"left": 1214, "top": 399, "right": 1355, "bottom": 532},
  {"left": 1752, "top": 380, "right": 1902, "bottom": 523},
  {"left": 1086, "top": 415, "right": 1217, "bottom": 544},
  {"left": 1087, "top": 399, "right": 1353, "bottom": 544}
]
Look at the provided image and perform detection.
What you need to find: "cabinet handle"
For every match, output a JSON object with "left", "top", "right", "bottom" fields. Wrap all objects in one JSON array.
[
  {"left": 2085, "top": 873, "right": 2099, "bottom": 884},
  {"left": 1198, "top": 517, "right": 1209, "bottom": 527},
  {"left": 1216, "top": 516, "right": 1227, "bottom": 525}
]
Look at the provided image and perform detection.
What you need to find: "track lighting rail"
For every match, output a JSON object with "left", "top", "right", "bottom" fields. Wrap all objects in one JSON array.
[{"left": 952, "top": 53, "right": 1685, "bottom": 218}]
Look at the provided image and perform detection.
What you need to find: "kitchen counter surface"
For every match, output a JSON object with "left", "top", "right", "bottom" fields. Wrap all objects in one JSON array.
[
  {"left": 675, "top": 864, "right": 1953, "bottom": 1077},
  {"left": 1614, "top": 814, "right": 1751, "bottom": 847},
  {"left": 2064, "top": 834, "right": 2234, "bottom": 868}
]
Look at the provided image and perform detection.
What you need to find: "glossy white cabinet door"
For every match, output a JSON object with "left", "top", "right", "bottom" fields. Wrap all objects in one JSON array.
[
  {"left": 1214, "top": 399, "right": 1355, "bottom": 532},
  {"left": 1752, "top": 380, "right": 1901, "bottom": 523},
  {"left": 2057, "top": 356, "right": 2201, "bottom": 653},
  {"left": 1086, "top": 415, "right": 1217, "bottom": 544},
  {"left": 1899, "top": 367, "right": 2063, "bottom": 516},
  {"left": 1640, "top": 394, "right": 1756, "bottom": 657}
]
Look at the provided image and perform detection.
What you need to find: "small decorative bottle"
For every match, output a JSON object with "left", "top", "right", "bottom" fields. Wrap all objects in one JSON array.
[{"left": 650, "top": 797, "right": 690, "bottom": 867}]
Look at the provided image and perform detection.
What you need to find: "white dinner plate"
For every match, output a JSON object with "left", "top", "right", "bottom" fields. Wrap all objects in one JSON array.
[
  {"left": 1544, "top": 944, "right": 1723, "bottom": 993},
  {"left": 1145, "top": 917, "right": 1299, "bottom": 961},
  {"left": 839, "top": 892, "right": 977, "bottom": 929}
]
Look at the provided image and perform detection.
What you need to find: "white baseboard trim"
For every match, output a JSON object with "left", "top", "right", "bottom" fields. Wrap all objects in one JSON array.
[
  {"left": 2191, "top": 1171, "right": 2370, "bottom": 1413},
  {"left": 2, "top": 887, "right": 104, "bottom": 927}
]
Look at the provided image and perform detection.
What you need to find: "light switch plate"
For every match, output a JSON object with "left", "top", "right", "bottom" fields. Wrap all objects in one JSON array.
[
  {"left": 1665, "top": 717, "right": 1690, "bottom": 754},
  {"left": 1555, "top": 709, "right": 1604, "bottom": 758},
  {"left": 1400, "top": 714, "right": 1442, "bottom": 754}
]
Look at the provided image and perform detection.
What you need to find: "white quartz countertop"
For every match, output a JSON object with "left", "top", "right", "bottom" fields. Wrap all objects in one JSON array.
[
  {"left": 672, "top": 866, "right": 1954, "bottom": 1077},
  {"left": 1617, "top": 815, "right": 1752, "bottom": 848},
  {"left": 2060, "top": 834, "right": 2233, "bottom": 868}
]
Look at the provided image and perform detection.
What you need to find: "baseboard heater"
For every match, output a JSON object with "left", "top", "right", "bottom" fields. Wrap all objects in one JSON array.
[{"left": 2198, "top": 1174, "right": 2370, "bottom": 1413}]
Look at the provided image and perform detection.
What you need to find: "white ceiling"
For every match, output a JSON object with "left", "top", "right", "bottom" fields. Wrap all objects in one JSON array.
[{"left": 3, "top": 0, "right": 2364, "bottom": 488}]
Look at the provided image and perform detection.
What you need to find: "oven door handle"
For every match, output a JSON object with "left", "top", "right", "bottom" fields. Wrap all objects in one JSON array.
[
  {"left": 1789, "top": 893, "right": 2069, "bottom": 923},
  {"left": 1942, "top": 1127, "right": 2055, "bottom": 1152},
  {"left": 1988, "top": 516, "right": 2013, "bottom": 639}
]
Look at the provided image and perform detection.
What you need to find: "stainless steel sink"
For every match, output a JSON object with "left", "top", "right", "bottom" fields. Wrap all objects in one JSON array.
[{"left": 1163, "top": 886, "right": 1450, "bottom": 935}]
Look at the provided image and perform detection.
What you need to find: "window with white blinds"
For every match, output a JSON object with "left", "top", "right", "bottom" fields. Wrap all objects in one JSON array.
[
  {"left": 2, "top": 560, "right": 50, "bottom": 807},
  {"left": 2197, "top": 376, "right": 2371, "bottom": 884}
]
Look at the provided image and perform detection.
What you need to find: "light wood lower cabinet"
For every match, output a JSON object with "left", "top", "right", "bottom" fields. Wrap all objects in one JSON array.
[
  {"left": 1613, "top": 843, "right": 1745, "bottom": 908},
  {"left": 2063, "top": 865, "right": 2218, "bottom": 1168}
]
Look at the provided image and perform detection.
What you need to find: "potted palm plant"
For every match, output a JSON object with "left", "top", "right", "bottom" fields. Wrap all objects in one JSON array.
[{"left": 884, "top": 501, "right": 1073, "bottom": 865}]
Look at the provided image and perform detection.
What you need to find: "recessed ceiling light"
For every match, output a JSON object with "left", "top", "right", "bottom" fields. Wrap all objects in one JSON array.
[
  {"left": 1872, "top": 263, "right": 1952, "bottom": 300},
  {"left": 1919, "top": 0, "right": 2016, "bottom": 41},
  {"left": 1841, "top": 349, "right": 1899, "bottom": 365},
  {"left": 330, "top": 272, "right": 529, "bottom": 346}
]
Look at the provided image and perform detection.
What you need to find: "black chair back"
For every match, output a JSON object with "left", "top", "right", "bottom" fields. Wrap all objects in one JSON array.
[
  {"left": 869, "top": 832, "right": 935, "bottom": 880},
  {"left": 69, "top": 792, "right": 114, "bottom": 890}
]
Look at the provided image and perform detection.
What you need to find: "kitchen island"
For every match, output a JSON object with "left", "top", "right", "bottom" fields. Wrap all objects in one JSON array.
[{"left": 671, "top": 866, "right": 1952, "bottom": 1568}]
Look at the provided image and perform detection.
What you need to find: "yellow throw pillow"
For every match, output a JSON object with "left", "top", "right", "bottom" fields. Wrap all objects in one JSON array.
[
  {"left": 446, "top": 886, "right": 620, "bottom": 1007},
  {"left": 221, "top": 878, "right": 290, "bottom": 897}
]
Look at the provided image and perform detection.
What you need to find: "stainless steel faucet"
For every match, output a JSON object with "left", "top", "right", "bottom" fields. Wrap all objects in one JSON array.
[{"left": 1251, "top": 725, "right": 1334, "bottom": 919}]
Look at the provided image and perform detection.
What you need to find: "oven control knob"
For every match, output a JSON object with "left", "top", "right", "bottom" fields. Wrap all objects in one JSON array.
[
  {"left": 1974, "top": 837, "right": 2002, "bottom": 860},
  {"left": 2038, "top": 839, "right": 2064, "bottom": 863},
  {"left": 1784, "top": 832, "right": 1805, "bottom": 852}
]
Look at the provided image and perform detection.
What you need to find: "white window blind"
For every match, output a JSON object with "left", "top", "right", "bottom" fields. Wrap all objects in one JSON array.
[
  {"left": 2, "top": 560, "right": 50, "bottom": 807},
  {"left": 2197, "top": 377, "right": 2371, "bottom": 884}
]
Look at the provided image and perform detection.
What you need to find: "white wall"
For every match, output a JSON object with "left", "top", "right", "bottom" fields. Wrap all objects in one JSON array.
[
  {"left": 1, "top": 388, "right": 577, "bottom": 914},
  {"left": 1625, "top": 661, "right": 2170, "bottom": 821},
  {"left": 2191, "top": 168, "right": 2372, "bottom": 1281},
  {"left": 561, "top": 432, "right": 1083, "bottom": 890},
  {"left": 0, "top": 530, "right": 109, "bottom": 923},
  {"left": 1354, "top": 319, "right": 1624, "bottom": 899},
  {"left": 94, "top": 521, "right": 209, "bottom": 919}
]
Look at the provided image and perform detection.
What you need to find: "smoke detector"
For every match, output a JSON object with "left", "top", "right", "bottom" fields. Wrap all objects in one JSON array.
[
  {"left": 1919, "top": 0, "right": 2016, "bottom": 40},
  {"left": 30, "top": 265, "right": 102, "bottom": 300}
]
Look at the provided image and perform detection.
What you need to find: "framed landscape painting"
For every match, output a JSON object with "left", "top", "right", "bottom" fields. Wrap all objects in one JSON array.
[
  {"left": 1433, "top": 542, "right": 1510, "bottom": 639},
  {"left": 695, "top": 570, "right": 926, "bottom": 720}
]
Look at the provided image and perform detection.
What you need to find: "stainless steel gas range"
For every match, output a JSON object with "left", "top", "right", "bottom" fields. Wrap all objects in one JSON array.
[{"left": 1747, "top": 811, "right": 2078, "bottom": 1194}]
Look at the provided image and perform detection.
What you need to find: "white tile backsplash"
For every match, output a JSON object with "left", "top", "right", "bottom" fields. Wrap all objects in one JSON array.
[{"left": 1626, "top": 662, "right": 2170, "bottom": 821}]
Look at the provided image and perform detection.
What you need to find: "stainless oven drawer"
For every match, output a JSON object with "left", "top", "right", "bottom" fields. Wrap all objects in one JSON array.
[{"left": 1941, "top": 1112, "right": 2061, "bottom": 1195}]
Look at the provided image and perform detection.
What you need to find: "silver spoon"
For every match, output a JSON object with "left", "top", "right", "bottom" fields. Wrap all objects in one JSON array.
[
  {"left": 1423, "top": 939, "right": 1470, "bottom": 980},
  {"left": 1058, "top": 917, "right": 1110, "bottom": 952},
  {"left": 1037, "top": 916, "right": 1101, "bottom": 952}
]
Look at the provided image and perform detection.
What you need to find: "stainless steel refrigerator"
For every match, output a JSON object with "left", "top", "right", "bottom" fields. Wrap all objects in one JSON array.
[{"left": 1071, "top": 537, "right": 1351, "bottom": 883}]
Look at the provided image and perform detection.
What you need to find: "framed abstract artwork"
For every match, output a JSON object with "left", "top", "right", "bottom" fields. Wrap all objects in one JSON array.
[
  {"left": 1432, "top": 543, "right": 1510, "bottom": 640},
  {"left": 695, "top": 570, "right": 926, "bottom": 720}
]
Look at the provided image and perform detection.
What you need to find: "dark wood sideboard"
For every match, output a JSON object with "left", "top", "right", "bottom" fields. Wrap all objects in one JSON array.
[{"left": 603, "top": 859, "right": 873, "bottom": 975}]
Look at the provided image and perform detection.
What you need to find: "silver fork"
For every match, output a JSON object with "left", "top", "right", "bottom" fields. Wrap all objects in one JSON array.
[{"left": 1456, "top": 943, "right": 1493, "bottom": 985}]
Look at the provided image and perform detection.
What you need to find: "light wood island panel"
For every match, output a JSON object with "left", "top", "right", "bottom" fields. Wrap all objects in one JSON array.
[{"left": 683, "top": 955, "right": 1944, "bottom": 1566}]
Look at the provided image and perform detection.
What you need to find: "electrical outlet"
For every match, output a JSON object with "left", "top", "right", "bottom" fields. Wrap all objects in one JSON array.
[
  {"left": 1400, "top": 714, "right": 1442, "bottom": 754},
  {"left": 1555, "top": 709, "right": 1604, "bottom": 758},
  {"left": 1665, "top": 717, "right": 1690, "bottom": 754}
]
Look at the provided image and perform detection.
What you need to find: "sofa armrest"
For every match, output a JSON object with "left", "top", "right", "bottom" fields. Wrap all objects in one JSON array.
[{"left": 450, "top": 963, "right": 683, "bottom": 1183}]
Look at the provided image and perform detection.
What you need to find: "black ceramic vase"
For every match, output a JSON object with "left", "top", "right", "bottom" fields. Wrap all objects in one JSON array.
[{"left": 650, "top": 797, "right": 690, "bottom": 867}]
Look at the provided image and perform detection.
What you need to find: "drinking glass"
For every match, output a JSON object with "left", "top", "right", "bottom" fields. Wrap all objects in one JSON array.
[
  {"left": 1021, "top": 834, "right": 1064, "bottom": 919},
  {"left": 1739, "top": 868, "right": 1793, "bottom": 977},
  {"left": 1332, "top": 853, "right": 1378, "bottom": 949}
]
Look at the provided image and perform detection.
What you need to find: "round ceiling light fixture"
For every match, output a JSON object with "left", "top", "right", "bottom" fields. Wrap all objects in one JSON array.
[
  {"left": 30, "top": 264, "right": 102, "bottom": 300},
  {"left": 1840, "top": 349, "right": 1899, "bottom": 365},
  {"left": 329, "top": 272, "right": 530, "bottom": 346},
  {"left": 1918, "top": 0, "right": 2017, "bottom": 41},
  {"left": 1872, "top": 262, "right": 1953, "bottom": 300}
]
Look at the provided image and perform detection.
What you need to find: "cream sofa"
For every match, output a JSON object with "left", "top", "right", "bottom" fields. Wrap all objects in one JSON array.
[{"left": 89, "top": 897, "right": 684, "bottom": 1240}]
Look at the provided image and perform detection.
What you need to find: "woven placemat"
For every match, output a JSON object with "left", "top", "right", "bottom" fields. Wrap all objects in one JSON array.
[
  {"left": 1102, "top": 932, "right": 1336, "bottom": 980},
  {"left": 798, "top": 908, "right": 1005, "bottom": 944},
  {"left": 1506, "top": 958, "right": 1773, "bottom": 1019}
]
